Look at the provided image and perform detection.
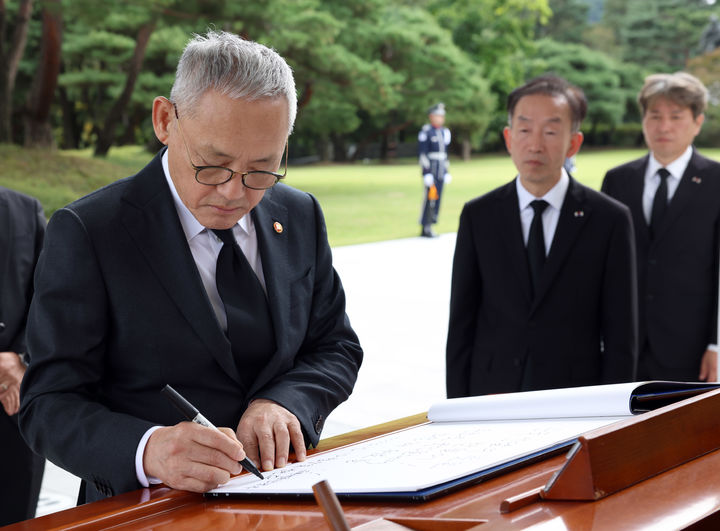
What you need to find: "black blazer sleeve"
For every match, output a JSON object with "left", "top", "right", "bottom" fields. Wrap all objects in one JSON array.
[
  {"left": 598, "top": 202, "right": 638, "bottom": 382},
  {"left": 251, "top": 193, "right": 363, "bottom": 446},
  {"left": 0, "top": 189, "right": 45, "bottom": 353},
  {"left": 446, "top": 203, "right": 480, "bottom": 398},
  {"left": 20, "top": 207, "right": 156, "bottom": 498}
]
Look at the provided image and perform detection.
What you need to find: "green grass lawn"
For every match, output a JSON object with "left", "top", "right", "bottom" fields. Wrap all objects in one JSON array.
[
  {"left": 288, "top": 147, "right": 720, "bottom": 246},
  {"left": 4, "top": 144, "right": 720, "bottom": 247}
]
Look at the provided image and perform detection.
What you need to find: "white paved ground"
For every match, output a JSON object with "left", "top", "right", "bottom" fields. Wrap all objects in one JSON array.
[
  {"left": 323, "top": 233, "right": 455, "bottom": 436},
  {"left": 34, "top": 233, "right": 457, "bottom": 517}
]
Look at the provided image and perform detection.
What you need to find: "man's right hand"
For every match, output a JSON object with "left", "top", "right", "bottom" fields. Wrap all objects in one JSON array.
[
  {"left": 0, "top": 351, "right": 26, "bottom": 416},
  {"left": 143, "top": 422, "right": 245, "bottom": 492}
]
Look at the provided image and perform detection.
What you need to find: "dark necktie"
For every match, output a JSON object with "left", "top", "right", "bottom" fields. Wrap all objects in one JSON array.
[
  {"left": 213, "top": 229, "right": 275, "bottom": 387},
  {"left": 527, "top": 200, "right": 549, "bottom": 297},
  {"left": 650, "top": 168, "right": 670, "bottom": 239}
]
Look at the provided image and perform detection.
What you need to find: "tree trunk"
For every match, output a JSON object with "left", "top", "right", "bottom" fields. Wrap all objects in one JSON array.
[
  {"left": 24, "top": 1, "right": 62, "bottom": 148},
  {"left": 94, "top": 20, "right": 155, "bottom": 157},
  {"left": 589, "top": 119, "right": 598, "bottom": 145},
  {"left": 297, "top": 81, "right": 313, "bottom": 113},
  {"left": 0, "top": 0, "right": 33, "bottom": 143},
  {"left": 332, "top": 134, "right": 347, "bottom": 162},
  {"left": 57, "top": 85, "right": 79, "bottom": 149},
  {"left": 461, "top": 137, "right": 471, "bottom": 161},
  {"left": 379, "top": 131, "right": 389, "bottom": 161},
  {"left": 119, "top": 110, "right": 137, "bottom": 145}
]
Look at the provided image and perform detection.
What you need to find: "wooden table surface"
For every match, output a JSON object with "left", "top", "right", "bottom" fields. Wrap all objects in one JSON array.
[{"left": 7, "top": 412, "right": 720, "bottom": 530}]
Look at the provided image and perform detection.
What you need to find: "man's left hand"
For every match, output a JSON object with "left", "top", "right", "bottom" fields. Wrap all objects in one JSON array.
[
  {"left": 236, "top": 399, "right": 307, "bottom": 472},
  {"left": 0, "top": 352, "right": 26, "bottom": 416},
  {"left": 698, "top": 348, "right": 718, "bottom": 382}
]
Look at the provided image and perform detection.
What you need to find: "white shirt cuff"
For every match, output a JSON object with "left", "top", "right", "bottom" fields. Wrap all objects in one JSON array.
[
  {"left": 707, "top": 344, "right": 718, "bottom": 353},
  {"left": 135, "top": 426, "right": 164, "bottom": 487}
]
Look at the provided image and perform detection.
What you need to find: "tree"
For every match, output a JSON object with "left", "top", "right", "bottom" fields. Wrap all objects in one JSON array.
[
  {"left": 525, "top": 39, "right": 643, "bottom": 142},
  {"left": 0, "top": 0, "right": 33, "bottom": 143},
  {"left": 246, "top": 0, "right": 403, "bottom": 160},
  {"left": 93, "top": 19, "right": 155, "bottom": 156},
  {"left": 23, "top": 0, "right": 61, "bottom": 148},
  {"left": 428, "top": 0, "right": 551, "bottom": 147},
  {"left": 236, "top": 1, "right": 493, "bottom": 160},
  {"left": 686, "top": 47, "right": 720, "bottom": 145},
  {"left": 688, "top": 47, "right": 720, "bottom": 106},
  {"left": 583, "top": 0, "right": 603, "bottom": 22},
  {"left": 536, "top": 0, "right": 590, "bottom": 44},
  {"left": 11, "top": 0, "right": 664, "bottom": 158},
  {"left": 57, "top": 0, "right": 224, "bottom": 154},
  {"left": 620, "top": 0, "right": 716, "bottom": 72},
  {"left": 364, "top": 5, "right": 494, "bottom": 159},
  {"left": 600, "top": 0, "right": 628, "bottom": 51}
]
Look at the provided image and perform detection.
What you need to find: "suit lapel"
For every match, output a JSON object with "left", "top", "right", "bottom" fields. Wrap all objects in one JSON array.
[
  {"left": 248, "top": 189, "right": 290, "bottom": 395},
  {"left": 119, "top": 151, "right": 241, "bottom": 384},
  {"left": 628, "top": 156, "right": 651, "bottom": 244},
  {"left": 653, "top": 150, "right": 705, "bottom": 243},
  {"left": 531, "top": 177, "right": 590, "bottom": 313},
  {"left": 498, "top": 180, "right": 533, "bottom": 304}
]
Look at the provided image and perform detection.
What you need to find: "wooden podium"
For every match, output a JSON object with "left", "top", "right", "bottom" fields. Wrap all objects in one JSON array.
[{"left": 9, "top": 391, "right": 720, "bottom": 530}]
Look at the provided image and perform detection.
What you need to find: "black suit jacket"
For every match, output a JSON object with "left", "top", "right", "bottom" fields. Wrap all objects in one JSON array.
[
  {"left": 0, "top": 186, "right": 45, "bottom": 525},
  {"left": 602, "top": 150, "right": 720, "bottom": 377},
  {"left": 19, "top": 151, "right": 362, "bottom": 502},
  {"left": 0, "top": 187, "right": 45, "bottom": 353},
  {"left": 446, "top": 177, "right": 637, "bottom": 398}
]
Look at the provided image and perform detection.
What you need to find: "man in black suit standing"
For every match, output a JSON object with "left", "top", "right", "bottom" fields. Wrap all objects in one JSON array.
[
  {"left": 19, "top": 31, "right": 362, "bottom": 503},
  {"left": 446, "top": 75, "right": 637, "bottom": 398},
  {"left": 0, "top": 187, "right": 45, "bottom": 525},
  {"left": 602, "top": 72, "right": 720, "bottom": 382}
]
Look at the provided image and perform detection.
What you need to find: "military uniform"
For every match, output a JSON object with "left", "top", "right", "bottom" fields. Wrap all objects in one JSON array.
[{"left": 418, "top": 103, "right": 451, "bottom": 237}]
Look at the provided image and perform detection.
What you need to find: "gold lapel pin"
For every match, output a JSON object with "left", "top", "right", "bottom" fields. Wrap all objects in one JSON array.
[
  {"left": 692, "top": 176, "right": 702, "bottom": 184},
  {"left": 273, "top": 221, "right": 284, "bottom": 234}
]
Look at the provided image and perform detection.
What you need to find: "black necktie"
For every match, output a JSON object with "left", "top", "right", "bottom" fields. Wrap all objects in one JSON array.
[
  {"left": 527, "top": 200, "right": 549, "bottom": 296},
  {"left": 650, "top": 168, "right": 670, "bottom": 239},
  {"left": 213, "top": 229, "right": 275, "bottom": 387}
]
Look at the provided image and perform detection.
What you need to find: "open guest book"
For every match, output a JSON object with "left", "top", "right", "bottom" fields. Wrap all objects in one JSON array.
[{"left": 206, "top": 381, "right": 720, "bottom": 502}]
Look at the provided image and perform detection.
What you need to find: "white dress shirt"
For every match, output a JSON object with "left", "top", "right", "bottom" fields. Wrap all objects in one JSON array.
[
  {"left": 641, "top": 146, "right": 692, "bottom": 224},
  {"left": 161, "top": 150, "right": 267, "bottom": 331},
  {"left": 516, "top": 169, "right": 570, "bottom": 256}
]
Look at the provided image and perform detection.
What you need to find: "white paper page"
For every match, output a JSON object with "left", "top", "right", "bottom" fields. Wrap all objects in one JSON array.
[
  {"left": 210, "top": 416, "right": 625, "bottom": 496},
  {"left": 428, "top": 382, "right": 644, "bottom": 422}
]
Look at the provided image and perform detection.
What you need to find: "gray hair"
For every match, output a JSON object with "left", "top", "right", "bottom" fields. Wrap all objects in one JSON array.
[
  {"left": 638, "top": 72, "right": 708, "bottom": 119},
  {"left": 170, "top": 31, "right": 297, "bottom": 133}
]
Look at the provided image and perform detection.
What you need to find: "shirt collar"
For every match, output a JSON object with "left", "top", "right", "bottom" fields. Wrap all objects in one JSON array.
[
  {"left": 516, "top": 168, "right": 570, "bottom": 212},
  {"left": 647, "top": 145, "right": 693, "bottom": 181},
  {"left": 161, "top": 149, "right": 251, "bottom": 241}
]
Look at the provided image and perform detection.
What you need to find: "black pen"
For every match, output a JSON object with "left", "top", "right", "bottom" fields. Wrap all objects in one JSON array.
[{"left": 161, "top": 384, "right": 264, "bottom": 480}]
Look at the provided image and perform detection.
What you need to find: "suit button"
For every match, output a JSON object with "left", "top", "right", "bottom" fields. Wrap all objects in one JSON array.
[
  {"left": 314, "top": 416, "right": 324, "bottom": 434},
  {"left": 649, "top": 259, "right": 657, "bottom": 265},
  {"left": 513, "top": 358, "right": 521, "bottom": 367},
  {"left": 647, "top": 295, "right": 654, "bottom": 301}
]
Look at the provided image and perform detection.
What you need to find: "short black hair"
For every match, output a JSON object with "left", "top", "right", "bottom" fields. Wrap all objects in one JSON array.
[{"left": 507, "top": 75, "right": 587, "bottom": 133}]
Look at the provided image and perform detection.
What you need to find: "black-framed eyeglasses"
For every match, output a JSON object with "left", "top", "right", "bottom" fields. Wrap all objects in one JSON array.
[{"left": 172, "top": 102, "right": 288, "bottom": 190}]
